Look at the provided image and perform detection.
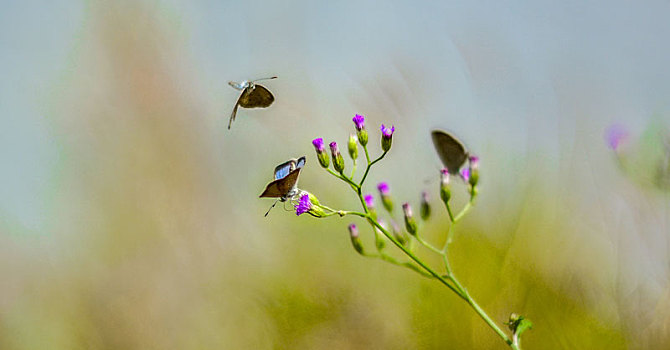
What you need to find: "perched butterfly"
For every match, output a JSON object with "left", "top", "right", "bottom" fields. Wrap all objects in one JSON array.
[
  {"left": 227, "top": 76, "right": 277, "bottom": 129},
  {"left": 431, "top": 130, "right": 469, "bottom": 174},
  {"left": 260, "top": 156, "right": 306, "bottom": 216}
]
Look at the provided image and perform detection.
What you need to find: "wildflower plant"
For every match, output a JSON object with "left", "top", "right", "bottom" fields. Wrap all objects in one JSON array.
[{"left": 281, "top": 114, "right": 532, "bottom": 349}]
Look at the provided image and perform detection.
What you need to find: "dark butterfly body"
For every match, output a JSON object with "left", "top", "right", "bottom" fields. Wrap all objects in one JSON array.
[
  {"left": 260, "top": 156, "right": 306, "bottom": 216},
  {"left": 431, "top": 130, "right": 469, "bottom": 174},
  {"left": 228, "top": 77, "right": 277, "bottom": 130}
]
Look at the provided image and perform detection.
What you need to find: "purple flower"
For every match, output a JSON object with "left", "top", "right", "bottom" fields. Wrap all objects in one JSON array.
[
  {"left": 381, "top": 124, "right": 395, "bottom": 138},
  {"left": 329, "top": 141, "right": 339, "bottom": 154},
  {"left": 312, "top": 138, "right": 325, "bottom": 152},
  {"left": 353, "top": 114, "right": 365, "bottom": 131},
  {"left": 295, "top": 194, "right": 312, "bottom": 216},
  {"left": 364, "top": 194, "right": 375, "bottom": 208},
  {"left": 605, "top": 124, "right": 629, "bottom": 151},
  {"left": 460, "top": 167, "right": 471, "bottom": 182},
  {"left": 377, "top": 182, "right": 390, "bottom": 195}
]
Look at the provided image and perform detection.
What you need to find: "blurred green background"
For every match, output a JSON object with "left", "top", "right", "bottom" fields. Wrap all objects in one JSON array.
[{"left": 2, "top": 1, "right": 670, "bottom": 349}]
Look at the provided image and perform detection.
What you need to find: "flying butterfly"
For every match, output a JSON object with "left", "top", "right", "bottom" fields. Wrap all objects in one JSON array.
[
  {"left": 227, "top": 76, "right": 277, "bottom": 130},
  {"left": 259, "top": 156, "right": 306, "bottom": 216},
  {"left": 431, "top": 130, "right": 469, "bottom": 174}
]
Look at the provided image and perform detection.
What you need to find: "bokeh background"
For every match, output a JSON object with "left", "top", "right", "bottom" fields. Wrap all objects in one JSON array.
[{"left": 2, "top": 1, "right": 670, "bottom": 349}]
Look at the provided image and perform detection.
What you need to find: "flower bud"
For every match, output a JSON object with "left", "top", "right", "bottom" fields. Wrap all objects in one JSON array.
[
  {"left": 312, "top": 138, "right": 330, "bottom": 168},
  {"left": 348, "top": 224, "right": 364, "bottom": 255},
  {"left": 348, "top": 133, "right": 358, "bottom": 160},
  {"left": 402, "top": 203, "right": 418, "bottom": 236},
  {"left": 329, "top": 141, "right": 345, "bottom": 173},
  {"left": 420, "top": 191, "right": 431, "bottom": 220},
  {"left": 364, "top": 193, "right": 377, "bottom": 219},
  {"left": 440, "top": 169, "right": 451, "bottom": 204},
  {"left": 380, "top": 124, "right": 395, "bottom": 152},
  {"left": 377, "top": 182, "right": 393, "bottom": 212},
  {"left": 390, "top": 220, "right": 408, "bottom": 246},
  {"left": 353, "top": 114, "right": 368, "bottom": 147},
  {"left": 374, "top": 220, "right": 387, "bottom": 251},
  {"left": 468, "top": 155, "right": 479, "bottom": 188}
]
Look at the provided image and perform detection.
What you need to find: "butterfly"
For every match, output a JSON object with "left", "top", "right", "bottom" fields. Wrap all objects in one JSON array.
[
  {"left": 259, "top": 156, "right": 306, "bottom": 216},
  {"left": 227, "top": 76, "right": 277, "bottom": 129},
  {"left": 431, "top": 130, "right": 469, "bottom": 174}
]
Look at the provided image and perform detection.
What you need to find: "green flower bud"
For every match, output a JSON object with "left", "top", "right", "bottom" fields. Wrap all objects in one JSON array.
[
  {"left": 348, "top": 224, "right": 364, "bottom": 255},
  {"left": 377, "top": 182, "right": 393, "bottom": 213},
  {"left": 353, "top": 114, "right": 368, "bottom": 147},
  {"left": 440, "top": 169, "right": 451, "bottom": 204},
  {"left": 390, "top": 220, "right": 408, "bottom": 246},
  {"left": 380, "top": 124, "right": 395, "bottom": 152},
  {"left": 420, "top": 191, "right": 431, "bottom": 220},
  {"left": 348, "top": 133, "right": 358, "bottom": 160},
  {"left": 468, "top": 156, "right": 479, "bottom": 188},
  {"left": 402, "top": 203, "right": 418, "bottom": 236},
  {"left": 329, "top": 141, "right": 345, "bottom": 174},
  {"left": 312, "top": 138, "right": 330, "bottom": 168},
  {"left": 374, "top": 221, "right": 386, "bottom": 251}
]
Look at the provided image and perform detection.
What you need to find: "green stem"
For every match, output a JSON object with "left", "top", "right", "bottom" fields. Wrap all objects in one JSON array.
[
  {"left": 364, "top": 214, "right": 466, "bottom": 299},
  {"left": 378, "top": 253, "right": 433, "bottom": 278},
  {"left": 326, "top": 168, "right": 359, "bottom": 191},
  {"left": 414, "top": 235, "right": 443, "bottom": 255},
  {"left": 444, "top": 201, "right": 455, "bottom": 222},
  {"left": 363, "top": 145, "right": 371, "bottom": 164},
  {"left": 359, "top": 151, "right": 388, "bottom": 187}
]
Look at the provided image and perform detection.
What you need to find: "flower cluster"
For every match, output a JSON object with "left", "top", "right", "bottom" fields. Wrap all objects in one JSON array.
[{"left": 270, "top": 114, "right": 530, "bottom": 348}]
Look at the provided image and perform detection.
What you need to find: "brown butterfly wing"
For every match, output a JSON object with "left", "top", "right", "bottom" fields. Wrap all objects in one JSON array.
[
  {"left": 239, "top": 85, "right": 274, "bottom": 108},
  {"left": 259, "top": 168, "right": 301, "bottom": 198},
  {"left": 431, "top": 130, "right": 468, "bottom": 174},
  {"left": 227, "top": 93, "right": 244, "bottom": 129}
]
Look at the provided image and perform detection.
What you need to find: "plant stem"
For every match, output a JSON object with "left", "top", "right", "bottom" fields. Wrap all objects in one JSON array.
[
  {"left": 358, "top": 145, "right": 387, "bottom": 187},
  {"left": 326, "top": 168, "right": 359, "bottom": 191}
]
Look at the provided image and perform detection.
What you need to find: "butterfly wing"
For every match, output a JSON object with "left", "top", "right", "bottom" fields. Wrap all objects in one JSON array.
[
  {"left": 259, "top": 168, "right": 301, "bottom": 198},
  {"left": 239, "top": 85, "right": 275, "bottom": 108},
  {"left": 228, "top": 93, "right": 244, "bottom": 130},
  {"left": 274, "top": 159, "right": 297, "bottom": 180},
  {"left": 296, "top": 156, "right": 306, "bottom": 169},
  {"left": 431, "top": 130, "right": 468, "bottom": 174}
]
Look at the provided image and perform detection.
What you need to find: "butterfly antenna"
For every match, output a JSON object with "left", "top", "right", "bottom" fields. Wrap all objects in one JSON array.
[
  {"left": 253, "top": 76, "right": 278, "bottom": 82},
  {"left": 264, "top": 199, "right": 280, "bottom": 217}
]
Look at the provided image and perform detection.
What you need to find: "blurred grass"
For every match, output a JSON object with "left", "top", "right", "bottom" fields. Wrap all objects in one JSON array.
[{"left": 2, "top": 1, "right": 670, "bottom": 349}]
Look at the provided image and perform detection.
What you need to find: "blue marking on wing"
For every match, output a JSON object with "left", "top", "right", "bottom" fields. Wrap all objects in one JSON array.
[
  {"left": 274, "top": 163, "right": 292, "bottom": 180},
  {"left": 296, "top": 156, "right": 306, "bottom": 169}
]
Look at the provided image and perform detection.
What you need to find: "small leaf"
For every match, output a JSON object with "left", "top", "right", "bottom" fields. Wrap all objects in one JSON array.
[{"left": 507, "top": 313, "right": 533, "bottom": 338}]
